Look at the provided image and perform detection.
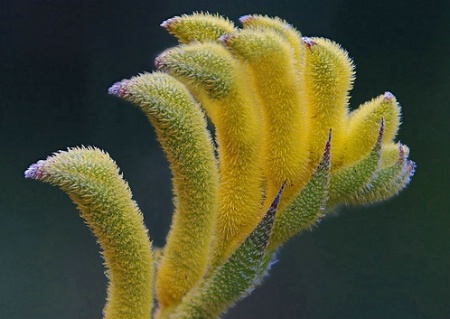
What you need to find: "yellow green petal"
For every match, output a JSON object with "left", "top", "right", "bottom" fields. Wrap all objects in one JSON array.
[
  {"left": 342, "top": 92, "right": 401, "bottom": 166},
  {"left": 328, "top": 120, "right": 384, "bottom": 207},
  {"left": 156, "top": 42, "right": 265, "bottom": 266},
  {"left": 380, "top": 142, "right": 409, "bottom": 168},
  {"left": 302, "top": 37, "right": 355, "bottom": 168},
  {"left": 359, "top": 143, "right": 415, "bottom": 204},
  {"left": 269, "top": 134, "right": 331, "bottom": 250},
  {"left": 161, "top": 12, "right": 235, "bottom": 44},
  {"left": 239, "top": 14, "right": 304, "bottom": 75},
  {"left": 222, "top": 29, "right": 310, "bottom": 210},
  {"left": 25, "top": 147, "right": 153, "bottom": 319},
  {"left": 170, "top": 186, "right": 284, "bottom": 319},
  {"left": 109, "top": 72, "right": 219, "bottom": 310}
]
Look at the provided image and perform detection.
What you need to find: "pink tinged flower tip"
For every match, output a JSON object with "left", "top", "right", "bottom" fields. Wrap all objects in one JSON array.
[
  {"left": 302, "top": 37, "right": 316, "bottom": 48},
  {"left": 154, "top": 55, "right": 163, "bottom": 69},
  {"left": 404, "top": 160, "right": 416, "bottom": 186},
  {"left": 24, "top": 160, "right": 46, "bottom": 180},
  {"left": 239, "top": 15, "right": 254, "bottom": 25},
  {"left": 160, "top": 17, "right": 179, "bottom": 30},
  {"left": 108, "top": 80, "right": 130, "bottom": 97},
  {"left": 384, "top": 91, "right": 394, "bottom": 100},
  {"left": 219, "top": 34, "right": 234, "bottom": 46},
  {"left": 154, "top": 50, "right": 172, "bottom": 69},
  {"left": 408, "top": 161, "right": 416, "bottom": 176},
  {"left": 398, "top": 142, "right": 406, "bottom": 163}
]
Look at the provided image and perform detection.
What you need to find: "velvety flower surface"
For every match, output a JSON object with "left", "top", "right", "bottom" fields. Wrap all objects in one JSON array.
[{"left": 26, "top": 13, "right": 415, "bottom": 319}]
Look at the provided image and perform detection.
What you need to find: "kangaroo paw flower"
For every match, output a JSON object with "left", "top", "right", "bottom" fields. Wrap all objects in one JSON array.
[
  {"left": 170, "top": 185, "right": 285, "bottom": 319},
  {"left": 161, "top": 12, "right": 235, "bottom": 43},
  {"left": 328, "top": 119, "right": 384, "bottom": 207},
  {"left": 239, "top": 14, "right": 304, "bottom": 73},
  {"left": 109, "top": 72, "right": 219, "bottom": 310},
  {"left": 342, "top": 91, "right": 401, "bottom": 166},
  {"left": 27, "top": 12, "right": 416, "bottom": 319},
  {"left": 222, "top": 29, "right": 310, "bottom": 209},
  {"left": 156, "top": 42, "right": 265, "bottom": 266},
  {"left": 269, "top": 133, "right": 331, "bottom": 250},
  {"left": 302, "top": 36, "right": 355, "bottom": 168},
  {"left": 26, "top": 147, "right": 153, "bottom": 319},
  {"left": 358, "top": 143, "right": 416, "bottom": 204}
]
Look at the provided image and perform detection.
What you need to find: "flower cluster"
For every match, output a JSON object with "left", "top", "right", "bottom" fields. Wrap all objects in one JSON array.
[{"left": 25, "top": 13, "right": 415, "bottom": 319}]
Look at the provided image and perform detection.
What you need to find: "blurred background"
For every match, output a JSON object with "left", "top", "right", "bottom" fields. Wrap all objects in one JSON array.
[{"left": 1, "top": 0, "right": 449, "bottom": 318}]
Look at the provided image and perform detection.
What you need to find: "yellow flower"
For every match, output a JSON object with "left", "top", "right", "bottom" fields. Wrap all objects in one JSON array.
[{"left": 26, "top": 13, "right": 415, "bottom": 319}]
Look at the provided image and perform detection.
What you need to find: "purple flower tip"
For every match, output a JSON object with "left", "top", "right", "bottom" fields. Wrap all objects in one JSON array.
[
  {"left": 154, "top": 55, "right": 164, "bottom": 69},
  {"left": 239, "top": 15, "right": 253, "bottom": 24},
  {"left": 160, "top": 17, "right": 178, "bottom": 30},
  {"left": 384, "top": 91, "right": 394, "bottom": 100},
  {"left": 302, "top": 37, "right": 316, "bottom": 48},
  {"left": 219, "top": 34, "right": 234, "bottom": 45},
  {"left": 24, "top": 160, "right": 46, "bottom": 180},
  {"left": 155, "top": 50, "right": 174, "bottom": 69},
  {"left": 398, "top": 142, "right": 405, "bottom": 163},
  {"left": 108, "top": 80, "right": 129, "bottom": 97},
  {"left": 409, "top": 161, "right": 417, "bottom": 174}
]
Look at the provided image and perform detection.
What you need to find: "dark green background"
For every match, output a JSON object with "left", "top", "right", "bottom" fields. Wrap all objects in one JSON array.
[{"left": 1, "top": 0, "right": 449, "bottom": 318}]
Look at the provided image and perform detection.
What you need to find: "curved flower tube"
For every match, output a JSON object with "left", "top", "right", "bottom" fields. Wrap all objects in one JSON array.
[{"left": 26, "top": 12, "right": 415, "bottom": 319}]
